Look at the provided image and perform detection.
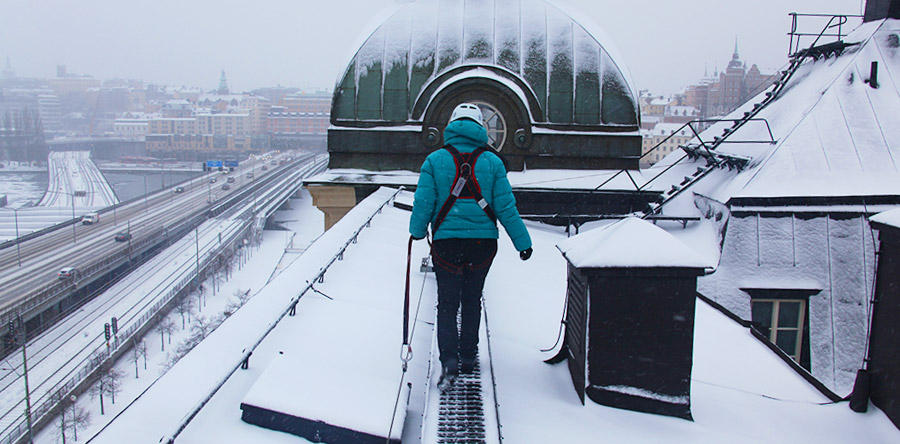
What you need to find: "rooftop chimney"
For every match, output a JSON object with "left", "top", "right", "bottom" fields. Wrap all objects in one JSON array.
[
  {"left": 864, "top": 0, "right": 900, "bottom": 22},
  {"left": 556, "top": 218, "right": 712, "bottom": 420}
]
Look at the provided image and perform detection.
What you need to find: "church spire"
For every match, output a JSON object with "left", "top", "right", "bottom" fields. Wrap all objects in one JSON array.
[
  {"left": 217, "top": 69, "right": 229, "bottom": 95},
  {"left": 2, "top": 56, "right": 14, "bottom": 79}
]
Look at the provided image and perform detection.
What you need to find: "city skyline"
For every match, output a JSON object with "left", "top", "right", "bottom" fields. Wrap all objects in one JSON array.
[{"left": 1, "top": 0, "right": 861, "bottom": 94}]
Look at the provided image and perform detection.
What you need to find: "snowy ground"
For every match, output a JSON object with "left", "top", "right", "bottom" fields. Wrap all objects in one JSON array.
[{"left": 27, "top": 189, "right": 324, "bottom": 444}]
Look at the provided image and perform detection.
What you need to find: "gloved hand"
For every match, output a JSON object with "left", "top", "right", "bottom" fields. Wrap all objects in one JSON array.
[{"left": 519, "top": 247, "right": 533, "bottom": 261}]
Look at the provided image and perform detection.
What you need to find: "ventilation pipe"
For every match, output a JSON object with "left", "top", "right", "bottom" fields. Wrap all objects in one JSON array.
[{"left": 867, "top": 61, "right": 880, "bottom": 89}]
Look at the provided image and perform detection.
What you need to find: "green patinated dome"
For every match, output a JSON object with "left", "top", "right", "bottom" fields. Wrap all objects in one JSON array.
[{"left": 331, "top": 0, "right": 639, "bottom": 128}]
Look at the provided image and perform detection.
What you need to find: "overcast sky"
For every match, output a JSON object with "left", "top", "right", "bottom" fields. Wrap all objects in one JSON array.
[{"left": 0, "top": 0, "right": 863, "bottom": 95}]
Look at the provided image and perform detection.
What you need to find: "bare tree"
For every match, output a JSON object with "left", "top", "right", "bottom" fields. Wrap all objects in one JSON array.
[
  {"left": 91, "top": 365, "right": 125, "bottom": 415},
  {"left": 104, "top": 367, "right": 124, "bottom": 405},
  {"left": 156, "top": 316, "right": 176, "bottom": 351},
  {"left": 68, "top": 405, "right": 91, "bottom": 442},
  {"left": 191, "top": 314, "right": 214, "bottom": 340},
  {"left": 222, "top": 253, "right": 234, "bottom": 280},
  {"left": 133, "top": 339, "right": 148, "bottom": 378},
  {"left": 54, "top": 391, "right": 91, "bottom": 444},
  {"left": 225, "top": 288, "right": 251, "bottom": 315},
  {"left": 175, "top": 295, "right": 195, "bottom": 329},
  {"left": 211, "top": 270, "right": 226, "bottom": 296}
]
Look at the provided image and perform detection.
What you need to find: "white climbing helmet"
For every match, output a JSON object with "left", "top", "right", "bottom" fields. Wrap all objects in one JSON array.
[{"left": 449, "top": 103, "right": 484, "bottom": 126}]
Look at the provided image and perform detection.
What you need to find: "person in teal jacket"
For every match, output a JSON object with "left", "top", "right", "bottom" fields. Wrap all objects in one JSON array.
[{"left": 410, "top": 103, "right": 532, "bottom": 392}]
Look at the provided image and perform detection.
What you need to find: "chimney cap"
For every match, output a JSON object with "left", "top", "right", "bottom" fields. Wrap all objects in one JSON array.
[{"left": 557, "top": 217, "right": 713, "bottom": 270}]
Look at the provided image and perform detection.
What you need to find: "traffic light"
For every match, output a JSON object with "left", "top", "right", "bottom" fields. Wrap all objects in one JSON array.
[
  {"left": 111, "top": 317, "right": 118, "bottom": 335},
  {"left": 104, "top": 323, "right": 111, "bottom": 342}
]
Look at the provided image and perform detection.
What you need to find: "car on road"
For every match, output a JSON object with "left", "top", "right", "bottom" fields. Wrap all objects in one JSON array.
[
  {"left": 58, "top": 267, "right": 77, "bottom": 279},
  {"left": 82, "top": 212, "right": 99, "bottom": 225},
  {"left": 114, "top": 231, "right": 132, "bottom": 242},
  {"left": 174, "top": 186, "right": 184, "bottom": 193},
  {"left": 246, "top": 173, "right": 254, "bottom": 179},
  {"left": 210, "top": 177, "right": 217, "bottom": 183},
  {"left": 226, "top": 177, "right": 235, "bottom": 183},
  {"left": 221, "top": 184, "right": 231, "bottom": 190},
  {"left": 261, "top": 166, "right": 268, "bottom": 171}
]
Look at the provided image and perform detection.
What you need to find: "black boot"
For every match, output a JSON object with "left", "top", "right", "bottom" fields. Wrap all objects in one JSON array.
[
  {"left": 438, "top": 362, "right": 458, "bottom": 392},
  {"left": 460, "top": 357, "right": 477, "bottom": 374}
]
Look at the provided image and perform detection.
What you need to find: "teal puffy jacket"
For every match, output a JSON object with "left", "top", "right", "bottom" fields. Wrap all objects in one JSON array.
[{"left": 409, "top": 119, "right": 532, "bottom": 252}]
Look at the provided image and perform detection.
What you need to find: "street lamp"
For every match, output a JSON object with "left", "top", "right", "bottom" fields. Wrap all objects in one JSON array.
[
  {"left": 0, "top": 207, "right": 23, "bottom": 266},
  {"left": 143, "top": 174, "right": 149, "bottom": 213},
  {"left": 8, "top": 316, "right": 33, "bottom": 443},
  {"left": 88, "top": 178, "right": 117, "bottom": 227},
  {"left": 69, "top": 395, "right": 78, "bottom": 442},
  {"left": 53, "top": 189, "right": 80, "bottom": 245}
]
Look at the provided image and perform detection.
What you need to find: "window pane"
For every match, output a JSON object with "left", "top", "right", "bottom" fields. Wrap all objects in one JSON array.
[
  {"left": 776, "top": 330, "right": 799, "bottom": 356},
  {"left": 778, "top": 301, "right": 801, "bottom": 328},
  {"left": 752, "top": 301, "right": 774, "bottom": 331}
]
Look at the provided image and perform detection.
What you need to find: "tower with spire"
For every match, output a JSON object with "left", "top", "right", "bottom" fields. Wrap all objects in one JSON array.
[
  {"left": 217, "top": 69, "right": 229, "bottom": 95},
  {"left": 2, "top": 57, "right": 15, "bottom": 80},
  {"left": 727, "top": 38, "right": 743, "bottom": 70}
]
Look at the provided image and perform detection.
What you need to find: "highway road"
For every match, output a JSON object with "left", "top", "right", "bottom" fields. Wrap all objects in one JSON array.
[
  {"left": 0, "top": 153, "right": 298, "bottom": 320},
  {"left": 40, "top": 151, "right": 118, "bottom": 208},
  {"left": 0, "top": 152, "right": 326, "bottom": 442}
]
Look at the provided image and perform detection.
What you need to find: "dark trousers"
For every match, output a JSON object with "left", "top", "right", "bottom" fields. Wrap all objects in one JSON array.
[{"left": 432, "top": 238, "right": 497, "bottom": 372}]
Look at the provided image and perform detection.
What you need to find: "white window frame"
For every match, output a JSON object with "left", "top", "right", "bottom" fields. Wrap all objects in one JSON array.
[{"left": 752, "top": 298, "right": 807, "bottom": 362}]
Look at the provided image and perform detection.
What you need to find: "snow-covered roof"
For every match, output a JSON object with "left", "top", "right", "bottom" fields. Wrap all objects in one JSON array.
[
  {"left": 557, "top": 217, "right": 713, "bottom": 269},
  {"left": 198, "top": 94, "right": 246, "bottom": 103},
  {"left": 870, "top": 206, "right": 900, "bottom": 229},
  {"left": 650, "top": 122, "right": 691, "bottom": 136},
  {"left": 646, "top": 19, "right": 900, "bottom": 204},
  {"left": 87, "top": 188, "right": 900, "bottom": 443}
]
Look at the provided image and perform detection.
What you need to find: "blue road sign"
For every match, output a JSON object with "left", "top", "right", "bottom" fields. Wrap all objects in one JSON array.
[{"left": 206, "top": 160, "right": 223, "bottom": 168}]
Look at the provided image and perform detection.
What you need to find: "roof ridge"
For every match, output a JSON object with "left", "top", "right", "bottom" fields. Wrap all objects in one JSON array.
[{"left": 731, "top": 20, "right": 886, "bottom": 196}]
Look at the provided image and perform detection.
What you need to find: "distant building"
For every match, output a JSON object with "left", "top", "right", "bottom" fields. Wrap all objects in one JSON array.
[
  {"left": 267, "top": 92, "right": 330, "bottom": 134},
  {"left": 113, "top": 113, "right": 154, "bottom": 140},
  {"left": 146, "top": 112, "right": 267, "bottom": 158},
  {"left": 267, "top": 92, "right": 329, "bottom": 150},
  {"left": 640, "top": 123, "right": 693, "bottom": 168},
  {"left": 47, "top": 66, "right": 101, "bottom": 96},
  {"left": 684, "top": 42, "right": 779, "bottom": 118}
]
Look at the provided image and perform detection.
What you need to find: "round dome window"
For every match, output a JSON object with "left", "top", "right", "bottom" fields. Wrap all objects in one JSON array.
[{"left": 472, "top": 101, "right": 507, "bottom": 151}]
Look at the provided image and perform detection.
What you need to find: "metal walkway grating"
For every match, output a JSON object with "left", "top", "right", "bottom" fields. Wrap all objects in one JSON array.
[{"left": 437, "top": 357, "right": 487, "bottom": 443}]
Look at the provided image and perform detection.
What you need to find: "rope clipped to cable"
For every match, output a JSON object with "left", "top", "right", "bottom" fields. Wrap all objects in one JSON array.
[{"left": 401, "top": 235, "right": 415, "bottom": 371}]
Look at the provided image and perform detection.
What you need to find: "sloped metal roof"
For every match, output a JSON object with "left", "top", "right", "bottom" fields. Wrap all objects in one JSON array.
[{"left": 647, "top": 18, "right": 900, "bottom": 205}]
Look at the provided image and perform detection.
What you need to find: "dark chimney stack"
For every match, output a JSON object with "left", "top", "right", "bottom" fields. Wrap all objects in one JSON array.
[
  {"left": 864, "top": 0, "right": 900, "bottom": 22},
  {"left": 556, "top": 218, "right": 712, "bottom": 420}
]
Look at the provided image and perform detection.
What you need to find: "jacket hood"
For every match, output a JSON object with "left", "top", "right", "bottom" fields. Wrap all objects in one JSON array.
[{"left": 443, "top": 119, "right": 488, "bottom": 151}]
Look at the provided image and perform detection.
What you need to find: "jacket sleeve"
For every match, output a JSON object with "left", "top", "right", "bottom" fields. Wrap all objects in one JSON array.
[
  {"left": 409, "top": 157, "right": 437, "bottom": 239},
  {"left": 488, "top": 156, "right": 532, "bottom": 252}
]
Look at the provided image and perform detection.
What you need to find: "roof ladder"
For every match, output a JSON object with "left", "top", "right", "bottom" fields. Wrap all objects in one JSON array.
[{"left": 437, "top": 354, "right": 488, "bottom": 444}]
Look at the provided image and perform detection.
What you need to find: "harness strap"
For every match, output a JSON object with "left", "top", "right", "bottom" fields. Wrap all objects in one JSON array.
[{"left": 432, "top": 145, "right": 497, "bottom": 234}]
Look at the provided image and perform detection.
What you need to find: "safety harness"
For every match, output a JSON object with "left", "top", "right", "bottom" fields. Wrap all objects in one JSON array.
[{"left": 432, "top": 144, "right": 497, "bottom": 233}]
